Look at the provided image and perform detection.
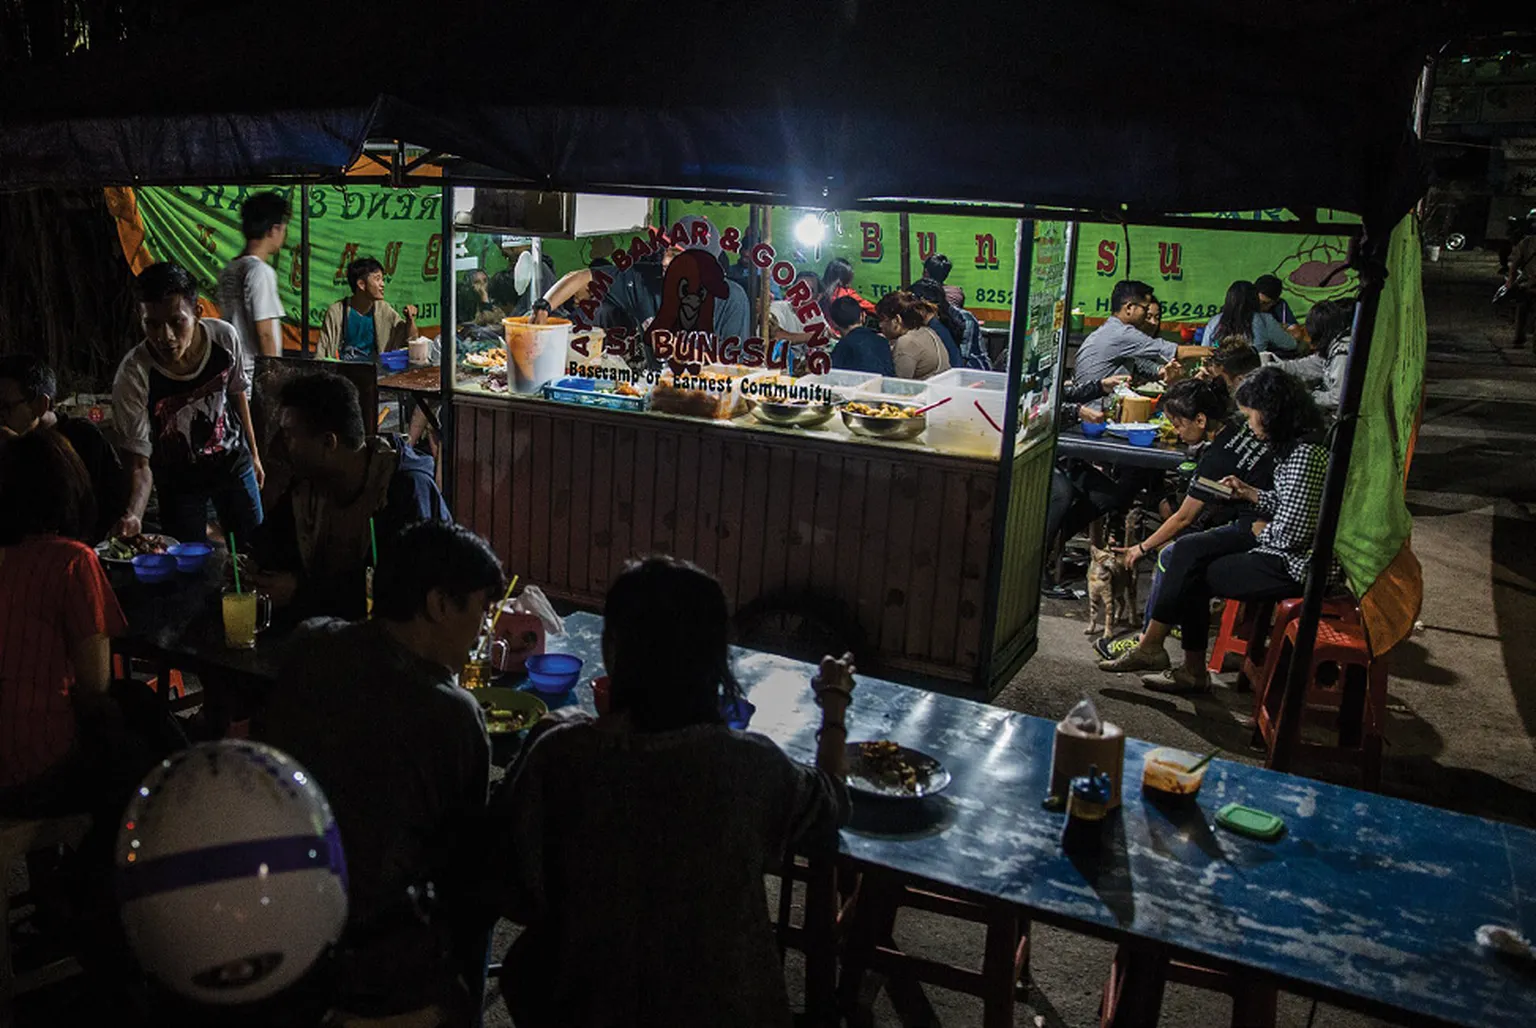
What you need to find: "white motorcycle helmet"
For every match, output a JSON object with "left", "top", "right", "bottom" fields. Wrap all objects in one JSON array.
[{"left": 116, "top": 740, "right": 349, "bottom": 1007}]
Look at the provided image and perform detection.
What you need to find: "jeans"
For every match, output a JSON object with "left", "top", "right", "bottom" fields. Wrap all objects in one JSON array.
[
  {"left": 156, "top": 462, "right": 263, "bottom": 543},
  {"left": 1046, "top": 460, "right": 1159, "bottom": 551}
]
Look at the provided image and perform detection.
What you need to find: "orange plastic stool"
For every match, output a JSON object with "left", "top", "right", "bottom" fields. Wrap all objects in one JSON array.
[
  {"left": 1206, "top": 600, "right": 1262, "bottom": 674},
  {"left": 1253, "top": 614, "right": 1387, "bottom": 789}
]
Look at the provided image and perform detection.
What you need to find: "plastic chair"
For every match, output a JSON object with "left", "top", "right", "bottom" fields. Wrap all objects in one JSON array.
[
  {"left": 1248, "top": 601, "right": 1387, "bottom": 790},
  {"left": 1206, "top": 600, "right": 1264, "bottom": 675}
]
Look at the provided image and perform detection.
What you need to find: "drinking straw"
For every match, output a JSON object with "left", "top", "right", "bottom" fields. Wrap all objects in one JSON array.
[
  {"left": 369, "top": 517, "right": 378, "bottom": 566},
  {"left": 1186, "top": 746, "right": 1222, "bottom": 774},
  {"left": 228, "top": 532, "right": 243, "bottom": 595},
  {"left": 490, "top": 574, "right": 521, "bottom": 631}
]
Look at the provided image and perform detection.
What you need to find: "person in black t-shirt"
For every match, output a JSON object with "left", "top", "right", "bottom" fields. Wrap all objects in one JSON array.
[
  {"left": 1093, "top": 378, "right": 1274, "bottom": 660},
  {"left": 0, "top": 354, "right": 126, "bottom": 543}
]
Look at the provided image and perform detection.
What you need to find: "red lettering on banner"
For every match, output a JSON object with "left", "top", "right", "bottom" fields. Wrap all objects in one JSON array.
[
  {"left": 604, "top": 328, "right": 630, "bottom": 356},
  {"left": 806, "top": 322, "right": 831, "bottom": 347},
  {"left": 771, "top": 261, "right": 795, "bottom": 287},
  {"left": 381, "top": 241, "right": 402, "bottom": 277},
  {"left": 720, "top": 337, "right": 742, "bottom": 363},
  {"left": 423, "top": 234, "right": 442, "bottom": 278},
  {"left": 691, "top": 221, "right": 710, "bottom": 245},
  {"left": 652, "top": 330, "right": 674, "bottom": 361},
  {"left": 334, "top": 243, "right": 360, "bottom": 283},
  {"left": 670, "top": 222, "right": 690, "bottom": 246},
  {"left": 806, "top": 349, "right": 831, "bottom": 374},
  {"left": 628, "top": 236, "right": 652, "bottom": 262},
  {"left": 648, "top": 225, "right": 675, "bottom": 252},
  {"left": 613, "top": 248, "right": 633, "bottom": 271},
  {"left": 860, "top": 222, "right": 883, "bottom": 261},
  {"left": 1096, "top": 240, "right": 1118, "bottom": 275},
  {"left": 743, "top": 338, "right": 765, "bottom": 365},
  {"left": 570, "top": 335, "right": 590, "bottom": 357},
  {"left": 720, "top": 227, "right": 741, "bottom": 253},
  {"left": 794, "top": 301, "right": 821, "bottom": 324},
  {"left": 1158, "top": 242, "right": 1183, "bottom": 279},
  {"left": 785, "top": 279, "right": 813, "bottom": 305},
  {"left": 696, "top": 333, "right": 718, "bottom": 365},
  {"left": 974, "top": 234, "right": 998, "bottom": 269},
  {"left": 916, "top": 231, "right": 937, "bottom": 262},
  {"left": 749, "top": 243, "right": 774, "bottom": 269},
  {"left": 767, "top": 339, "right": 789, "bottom": 369}
]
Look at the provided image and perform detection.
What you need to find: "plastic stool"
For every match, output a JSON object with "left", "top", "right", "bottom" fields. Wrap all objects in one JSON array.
[
  {"left": 1206, "top": 600, "right": 1263, "bottom": 674},
  {"left": 1239, "top": 597, "right": 1359, "bottom": 708},
  {"left": 1253, "top": 615, "right": 1387, "bottom": 790}
]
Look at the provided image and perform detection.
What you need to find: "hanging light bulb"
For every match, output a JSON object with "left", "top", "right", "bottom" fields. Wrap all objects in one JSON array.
[{"left": 794, "top": 213, "right": 827, "bottom": 248}]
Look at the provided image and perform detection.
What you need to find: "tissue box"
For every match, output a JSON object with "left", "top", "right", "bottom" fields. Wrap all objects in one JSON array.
[{"left": 1050, "top": 720, "right": 1126, "bottom": 809}]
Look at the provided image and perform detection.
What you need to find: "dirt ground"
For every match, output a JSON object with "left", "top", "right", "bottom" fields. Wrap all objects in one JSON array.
[{"left": 14, "top": 251, "right": 1534, "bottom": 1027}]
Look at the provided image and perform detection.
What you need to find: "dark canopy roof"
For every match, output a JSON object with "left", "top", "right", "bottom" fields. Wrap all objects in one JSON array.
[{"left": 0, "top": 0, "right": 1457, "bottom": 227}]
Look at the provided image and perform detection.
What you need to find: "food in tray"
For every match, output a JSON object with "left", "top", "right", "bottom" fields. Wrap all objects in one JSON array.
[
  {"left": 100, "top": 534, "right": 175, "bottom": 561},
  {"left": 844, "top": 401, "right": 919, "bottom": 419},
  {"left": 463, "top": 347, "right": 507, "bottom": 369},
  {"left": 1134, "top": 381, "right": 1167, "bottom": 396},
  {"left": 856, "top": 740, "right": 923, "bottom": 793},
  {"left": 614, "top": 381, "right": 641, "bottom": 397},
  {"left": 484, "top": 706, "right": 540, "bottom": 733},
  {"left": 650, "top": 369, "right": 749, "bottom": 419}
]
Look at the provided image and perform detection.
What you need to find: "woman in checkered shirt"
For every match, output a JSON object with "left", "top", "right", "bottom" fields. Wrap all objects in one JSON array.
[{"left": 1099, "top": 367, "right": 1329, "bottom": 694}]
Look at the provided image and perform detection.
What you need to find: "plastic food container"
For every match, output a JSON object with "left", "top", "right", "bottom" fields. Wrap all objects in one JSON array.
[
  {"left": 801, "top": 369, "right": 880, "bottom": 400},
  {"left": 503, "top": 316, "right": 573, "bottom": 394},
  {"left": 923, "top": 368, "right": 1014, "bottom": 457},
  {"left": 167, "top": 542, "right": 212, "bottom": 573},
  {"left": 1140, "top": 747, "right": 1209, "bottom": 799},
  {"left": 378, "top": 349, "right": 409, "bottom": 373},
  {"left": 649, "top": 367, "right": 752, "bottom": 419},
  {"left": 1081, "top": 420, "right": 1108, "bottom": 438},
  {"left": 544, "top": 378, "right": 648, "bottom": 413},
  {"left": 132, "top": 554, "right": 177, "bottom": 584}
]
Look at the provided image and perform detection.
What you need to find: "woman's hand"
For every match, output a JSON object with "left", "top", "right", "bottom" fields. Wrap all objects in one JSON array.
[
  {"left": 812, "top": 653, "right": 856, "bottom": 717},
  {"left": 1220, "top": 476, "right": 1260, "bottom": 504},
  {"left": 1116, "top": 542, "right": 1145, "bottom": 566},
  {"left": 1251, "top": 519, "right": 1269, "bottom": 538},
  {"left": 1099, "top": 374, "right": 1130, "bottom": 395}
]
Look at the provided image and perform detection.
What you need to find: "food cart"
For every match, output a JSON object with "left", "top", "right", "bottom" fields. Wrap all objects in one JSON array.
[{"left": 441, "top": 193, "right": 1075, "bottom": 697}]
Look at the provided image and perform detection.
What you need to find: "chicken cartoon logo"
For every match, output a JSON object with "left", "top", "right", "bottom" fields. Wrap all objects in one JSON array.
[{"left": 651, "top": 247, "right": 729, "bottom": 375}]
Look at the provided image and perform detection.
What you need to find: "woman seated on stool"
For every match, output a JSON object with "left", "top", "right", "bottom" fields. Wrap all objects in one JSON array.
[
  {"left": 486, "top": 556, "right": 855, "bottom": 1028},
  {"left": 1095, "top": 377, "right": 1275, "bottom": 660},
  {"left": 1097, "top": 367, "right": 1331, "bottom": 694}
]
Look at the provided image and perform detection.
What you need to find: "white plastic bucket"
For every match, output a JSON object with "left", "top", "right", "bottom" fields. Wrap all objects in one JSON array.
[{"left": 503, "top": 316, "right": 572, "bottom": 393}]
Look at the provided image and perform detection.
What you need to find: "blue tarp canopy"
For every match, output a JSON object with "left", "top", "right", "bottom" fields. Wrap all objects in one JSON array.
[{"left": 0, "top": 0, "right": 1457, "bottom": 227}]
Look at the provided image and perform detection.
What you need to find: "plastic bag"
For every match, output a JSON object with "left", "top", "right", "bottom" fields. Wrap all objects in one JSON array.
[
  {"left": 510, "top": 585, "right": 565, "bottom": 637},
  {"left": 1064, "top": 696, "right": 1103, "bottom": 736}
]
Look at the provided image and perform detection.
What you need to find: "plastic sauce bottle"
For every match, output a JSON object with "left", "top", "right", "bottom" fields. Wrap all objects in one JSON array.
[{"left": 1061, "top": 764, "right": 1112, "bottom": 854}]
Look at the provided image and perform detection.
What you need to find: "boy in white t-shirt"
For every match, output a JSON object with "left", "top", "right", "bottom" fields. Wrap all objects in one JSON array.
[{"left": 217, "top": 191, "right": 289, "bottom": 378}]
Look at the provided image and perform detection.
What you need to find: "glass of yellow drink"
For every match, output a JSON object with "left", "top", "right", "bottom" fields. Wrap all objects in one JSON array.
[{"left": 223, "top": 591, "right": 271, "bottom": 649}]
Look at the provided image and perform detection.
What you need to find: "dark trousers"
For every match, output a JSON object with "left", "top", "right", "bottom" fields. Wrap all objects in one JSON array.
[
  {"left": 1046, "top": 460, "right": 1157, "bottom": 550},
  {"left": 1516, "top": 293, "right": 1535, "bottom": 347},
  {"left": 156, "top": 463, "right": 263, "bottom": 543},
  {"left": 1149, "top": 522, "right": 1302, "bottom": 649}
]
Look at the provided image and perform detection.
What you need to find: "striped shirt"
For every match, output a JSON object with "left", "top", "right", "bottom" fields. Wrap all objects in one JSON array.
[{"left": 0, "top": 536, "right": 126, "bottom": 787}]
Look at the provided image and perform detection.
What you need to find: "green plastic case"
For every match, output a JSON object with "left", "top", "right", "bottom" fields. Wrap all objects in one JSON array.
[{"left": 1215, "top": 803, "right": 1286, "bottom": 841}]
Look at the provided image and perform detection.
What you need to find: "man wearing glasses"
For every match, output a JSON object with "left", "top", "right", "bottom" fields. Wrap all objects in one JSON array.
[{"left": 1071, "top": 281, "right": 1207, "bottom": 412}]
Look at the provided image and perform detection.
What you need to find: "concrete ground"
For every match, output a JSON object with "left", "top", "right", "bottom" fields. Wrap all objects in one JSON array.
[{"left": 15, "top": 252, "right": 1534, "bottom": 1027}]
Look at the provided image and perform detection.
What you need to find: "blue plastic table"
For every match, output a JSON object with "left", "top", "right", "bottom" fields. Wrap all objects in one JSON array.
[{"left": 542, "top": 611, "right": 1536, "bottom": 1028}]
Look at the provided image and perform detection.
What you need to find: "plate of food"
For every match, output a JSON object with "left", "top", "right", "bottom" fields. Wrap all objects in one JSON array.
[
  {"left": 96, "top": 533, "right": 179, "bottom": 565},
  {"left": 845, "top": 740, "right": 952, "bottom": 799},
  {"left": 474, "top": 687, "right": 547, "bottom": 735},
  {"left": 463, "top": 347, "right": 507, "bottom": 371},
  {"left": 1133, "top": 382, "right": 1167, "bottom": 397}
]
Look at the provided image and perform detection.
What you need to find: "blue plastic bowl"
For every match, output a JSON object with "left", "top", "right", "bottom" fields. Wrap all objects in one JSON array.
[
  {"left": 379, "top": 350, "right": 409, "bottom": 372},
  {"left": 1081, "top": 420, "right": 1108, "bottom": 438},
  {"left": 721, "top": 697, "right": 757, "bottom": 730},
  {"left": 524, "top": 653, "right": 583, "bottom": 696},
  {"left": 1128, "top": 428, "right": 1157, "bottom": 447},
  {"left": 167, "top": 542, "right": 212, "bottom": 573},
  {"left": 131, "top": 553, "right": 177, "bottom": 584}
]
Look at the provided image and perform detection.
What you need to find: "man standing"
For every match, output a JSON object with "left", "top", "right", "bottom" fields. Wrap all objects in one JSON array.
[
  {"left": 0, "top": 355, "right": 125, "bottom": 542},
  {"left": 252, "top": 371, "right": 449, "bottom": 627},
  {"left": 317, "top": 257, "right": 418, "bottom": 363},
  {"left": 217, "top": 191, "right": 289, "bottom": 376},
  {"left": 110, "top": 262, "right": 263, "bottom": 543},
  {"left": 1507, "top": 209, "right": 1536, "bottom": 349},
  {"left": 255, "top": 519, "right": 500, "bottom": 1025},
  {"left": 1072, "top": 281, "right": 1207, "bottom": 408}
]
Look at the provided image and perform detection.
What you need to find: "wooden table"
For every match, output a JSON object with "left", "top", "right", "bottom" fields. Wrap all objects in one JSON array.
[{"left": 541, "top": 611, "right": 1536, "bottom": 1028}]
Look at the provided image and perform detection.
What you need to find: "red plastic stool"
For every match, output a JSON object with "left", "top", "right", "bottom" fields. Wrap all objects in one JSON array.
[
  {"left": 1206, "top": 600, "right": 1265, "bottom": 674},
  {"left": 1239, "top": 597, "right": 1358, "bottom": 710},
  {"left": 112, "top": 655, "right": 186, "bottom": 700},
  {"left": 1253, "top": 614, "right": 1387, "bottom": 790}
]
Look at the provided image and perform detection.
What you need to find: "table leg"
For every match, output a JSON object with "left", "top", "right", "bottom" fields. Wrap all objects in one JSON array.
[
  {"left": 1100, "top": 944, "right": 1167, "bottom": 1028},
  {"left": 836, "top": 871, "right": 899, "bottom": 1019},
  {"left": 981, "top": 906, "right": 1022, "bottom": 1028}
]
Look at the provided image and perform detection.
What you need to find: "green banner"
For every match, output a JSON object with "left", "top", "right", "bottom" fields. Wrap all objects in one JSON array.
[
  {"left": 131, "top": 185, "right": 446, "bottom": 335},
  {"left": 1071, "top": 223, "right": 1357, "bottom": 324}
]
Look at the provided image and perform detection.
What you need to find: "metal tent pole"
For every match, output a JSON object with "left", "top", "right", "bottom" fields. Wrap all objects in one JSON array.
[
  {"left": 1267, "top": 231, "right": 1390, "bottom": 773},
  {"left": 300, "top": 184, "right": 311, "bottom": 354}
]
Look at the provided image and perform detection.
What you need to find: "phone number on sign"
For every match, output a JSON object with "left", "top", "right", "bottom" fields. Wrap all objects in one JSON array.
[{"left": 974, "top": 288, "right": 1013, "bottom": 305}]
